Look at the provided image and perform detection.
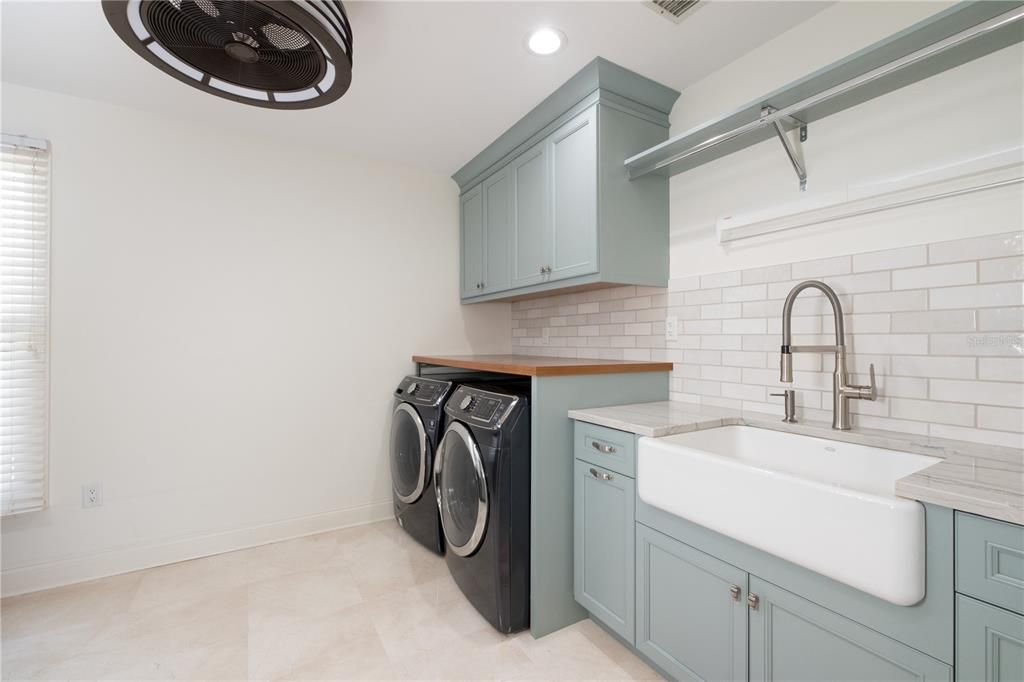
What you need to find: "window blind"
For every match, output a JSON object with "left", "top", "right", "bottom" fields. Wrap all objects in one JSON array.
[{"left": 1, "top": 135, "right": 50, "bottom": 515}]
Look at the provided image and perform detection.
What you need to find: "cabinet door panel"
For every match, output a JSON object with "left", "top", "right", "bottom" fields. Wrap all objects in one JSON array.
[
  {"left": 460, "top": 185, "right": 484, "bottom": 298},
  {"left": 636, "top": 524, "right": 747, "bottom": 681},
  {"left": 482, "top": 169, "right": 511, "bottom": 294},
  {"left": 574, "top": 460, "right": 635, "bottom": 643},
  {"left": 957, "top": 594, "right": 1024, "bottom": 682},
  {"left": 510, "top": 145, "right": 549, "bottom": 287},
  {"left": 749, "top": 577, "right": 952, "bottom": 682},
  {"left": 549, "top": 107, "right": 598, "bottom": 281}
]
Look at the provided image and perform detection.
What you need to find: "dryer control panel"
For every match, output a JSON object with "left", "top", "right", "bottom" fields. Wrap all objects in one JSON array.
[{"left": 444, "top": 385, "right": 521, "bottom": 428}]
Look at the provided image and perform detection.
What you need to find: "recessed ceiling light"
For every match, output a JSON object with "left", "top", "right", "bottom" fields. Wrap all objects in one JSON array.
[{"left": 526, "top": 27, "right": 566, "bottom": 56}]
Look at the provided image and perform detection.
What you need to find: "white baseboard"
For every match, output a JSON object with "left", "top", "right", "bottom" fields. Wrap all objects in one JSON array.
[{"left": 1, "top": 501, "right": 394, "bottom": 597}]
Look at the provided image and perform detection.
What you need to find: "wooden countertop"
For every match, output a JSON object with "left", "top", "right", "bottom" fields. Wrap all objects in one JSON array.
[{"left": 412, "top": 354, "right": 674, "bottom": 377}]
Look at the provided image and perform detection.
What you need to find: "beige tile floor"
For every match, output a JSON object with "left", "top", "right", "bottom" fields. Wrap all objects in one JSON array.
[{"left": 1, "top": 520, "right": 661, "bottom": 681}]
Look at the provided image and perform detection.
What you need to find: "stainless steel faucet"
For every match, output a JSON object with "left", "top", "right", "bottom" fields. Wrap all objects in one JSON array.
[{"left": 779, "top": 280, "right": 876, "bottom": 430}]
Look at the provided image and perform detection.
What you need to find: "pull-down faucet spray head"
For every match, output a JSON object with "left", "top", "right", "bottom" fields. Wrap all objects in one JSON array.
[{"left": 779, "top": 280, "right": 846, "bottom": 383}]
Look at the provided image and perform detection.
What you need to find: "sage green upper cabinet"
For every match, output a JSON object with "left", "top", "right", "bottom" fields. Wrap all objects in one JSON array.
[
  {"left": 549, "top": 107, "right": 598, "bottom": 282},
  {"left": 511, "top": 144, "right": 549, "bottom": 288},
  {"left": 482, "top": 168, "right": 511, "bottom": 294},
  {"left": 454, "top": 58, "right": 679, "bottom": 302},
  {"left": 460, "top": 185, "right": 484, "bottom": 298}
]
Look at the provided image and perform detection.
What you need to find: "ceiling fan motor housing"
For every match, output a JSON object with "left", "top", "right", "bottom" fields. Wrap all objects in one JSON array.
[{"left": 102, "top": 0, "right": 353, "bottom": 109}]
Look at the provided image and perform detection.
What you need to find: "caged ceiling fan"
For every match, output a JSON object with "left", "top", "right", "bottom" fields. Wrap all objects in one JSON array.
[{"left": 102, "top": 0, "right": 353, "bottom": 109}]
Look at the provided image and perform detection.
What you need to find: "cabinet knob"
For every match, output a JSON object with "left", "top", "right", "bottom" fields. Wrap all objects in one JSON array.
[
  {"left": 730, "top": 585, "right": 741, "bottom": 601},
  {"left": 747, "top": 593, "right": 760, "bottom": 610}
]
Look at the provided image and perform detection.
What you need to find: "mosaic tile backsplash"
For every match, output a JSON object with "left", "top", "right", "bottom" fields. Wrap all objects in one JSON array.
[{"left": 511, "top": 231, "right": 1024, "bottom": 448}]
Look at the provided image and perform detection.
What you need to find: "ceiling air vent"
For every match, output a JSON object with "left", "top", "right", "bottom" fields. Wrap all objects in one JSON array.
[
  {"left": 645, "top": 0, "right": 701, "bottom": 24},
  {"left": 102, "top": 0, "right": 352, "bottom": 109}
]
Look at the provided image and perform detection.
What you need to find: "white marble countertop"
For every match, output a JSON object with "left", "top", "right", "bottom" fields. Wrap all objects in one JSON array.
[{"left": 567, "top": 401, "right": 1024, "bottom": 526}]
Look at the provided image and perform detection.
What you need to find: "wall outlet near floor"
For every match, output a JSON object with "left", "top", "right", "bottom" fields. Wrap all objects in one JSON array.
[
  {"left": 665, "top": 315, "right": 679, "bottom": 341},
  {"left": 82, "top": 482, "right": 103, "bottom": 508}
]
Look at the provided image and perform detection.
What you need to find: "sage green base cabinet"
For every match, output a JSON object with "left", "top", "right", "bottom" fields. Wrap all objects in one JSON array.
[
  {"left": 573, "top": 459, "right": 635, "bottom": 643},
  {"left": 636, "top": 525, "right": 747, "bottom": 681},
  {"left": 569, "top": 419, "right": 1005, "bottom": 682},
  {"left": 956, "top": 595, "right": 1024, "bottom": 682},
  {"left": 954, "top": 512, "right": 1024, "bottom": 682},
  {"left": 454, "top": 58, "right": 680, "bottom": 302},
  {"left": 749, "top": 577, "right": 952, "bottom": 682}
]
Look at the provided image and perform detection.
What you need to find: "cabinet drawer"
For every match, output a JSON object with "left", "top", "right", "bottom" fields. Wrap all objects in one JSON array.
[
  {"left": 574, "top": 422, "right": 635, "bottom": 477},
  {"left": 957, "top": 512, "right": 1024, "bottom": 615},
  {"left": 956, "top": 594, "right": 1024, "bottom": 682}
]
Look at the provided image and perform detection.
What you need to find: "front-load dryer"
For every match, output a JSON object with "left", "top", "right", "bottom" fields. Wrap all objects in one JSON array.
[
  {"left": 435, "top": 382, "right": 530, "bottom": 633},
  {"left": 390, "top": 375, "right": 453, "bottom": 554}
]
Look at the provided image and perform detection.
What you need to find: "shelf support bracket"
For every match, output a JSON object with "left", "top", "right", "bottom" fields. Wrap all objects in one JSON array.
[{"left": 761, "top": 105, "right": 808, "bottom": 191}]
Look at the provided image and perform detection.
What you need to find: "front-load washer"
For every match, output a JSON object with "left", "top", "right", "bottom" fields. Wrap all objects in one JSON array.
[
  {"left": 390, "top": 375, "right": 453, "bottom": 554},
  {"left": 435, "top": 382, "right": 530, "bottom": 633}
]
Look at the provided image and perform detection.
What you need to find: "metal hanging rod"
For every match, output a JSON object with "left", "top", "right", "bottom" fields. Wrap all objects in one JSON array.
[{"left": 625, "top": 4, "right": 1024, "bottom": 181}]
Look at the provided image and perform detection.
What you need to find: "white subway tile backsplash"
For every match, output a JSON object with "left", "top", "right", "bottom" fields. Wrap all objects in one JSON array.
[
  {"left": 929, "top": 232, "right": 1023, "bottom": 264},
  {"left": 512, "top": 232, "right": 1023, "bottom": 440},
  {"left": 930, "top": 283, "right": 1023, "bottom": 310},
  {"left": 930, "top": 379, "right": 1024, "bottom": 408},
  {"left": 890, "top": 398, "right": 974, "bottom": 426},
  {"left": 891, "top": 355, "right": 976, "bottom": 379},
  {"left": 700, "top": 271, "right": 741, "bottom": 289},
  {"left": 791, "top": 256, "right": 851, "bottom": 279},
  {"left": 722, "top": 284, "right": 768, "bottom": 302},
  {"left": 980, "top": 256, "right": 1024, "bottom": 283},
  {"left": 852, "top": 246, "right": 928, "bottom": 273},
  {"left": 891, "top": 310, "right": 976, "bottom": 333},
  {"left": 722, "top": 319, "right": 767, "bottom": 335},
  {"left": 977, "top": 406, "right": 1024, "bottom": 433},
  {"left": 979, "top": 358, "right": 1024, "bottom": 382},
  {"left": 892, "top": 263, "right": 976, "bottom": 291},
  {"left": 978, "top": 307, "right": 1024, "bottom": 331},
  {"left": 701, "top": 303, "right": 743, "bottom": 319},
  {"left": 930, "top": 333, "right": 1023, "bottom": 357},
  {"left": 854, "top": 291, "right": 929, "bottom": 313}
]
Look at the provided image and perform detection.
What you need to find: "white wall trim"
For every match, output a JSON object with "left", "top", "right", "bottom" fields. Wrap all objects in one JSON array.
[{"left": 1, "top": 500, "right": 393, "bottom": 597}]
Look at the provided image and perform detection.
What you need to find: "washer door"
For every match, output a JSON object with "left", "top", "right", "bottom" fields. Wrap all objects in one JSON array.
[
  {"left": 435, "top": 422, "right": 488, "bottom": 557},
  {"left": 390, "top": 403, "right": 429, "bottom": 503}
]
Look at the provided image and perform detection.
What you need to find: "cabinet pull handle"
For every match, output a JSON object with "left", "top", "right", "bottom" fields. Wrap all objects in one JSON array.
[
  {"left": 589, "top": 467, "right": 613, "bottom": 481},
  {"left": 747, "top": 593, "right": 760, "bottom": 610},
  {"left": 591, "top": 441, "right": 617, "bottom": 454},
  {"left": 730, "top": 585, "right": 741, "bottom": 601}
]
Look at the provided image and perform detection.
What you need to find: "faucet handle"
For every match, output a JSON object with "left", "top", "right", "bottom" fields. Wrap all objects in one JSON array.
[{"left": 847, "top": 363, "right": 877, "bottom": 401}]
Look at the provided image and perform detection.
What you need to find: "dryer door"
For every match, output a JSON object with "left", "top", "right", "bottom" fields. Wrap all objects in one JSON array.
[
  {"left": 390, "top": 403, "right": 429, "bottom": 503},
  {"left": 435, "top": 421, "right": 488, "bottom": 557}
]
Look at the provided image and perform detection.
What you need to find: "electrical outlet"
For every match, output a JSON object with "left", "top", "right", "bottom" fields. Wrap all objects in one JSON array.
[
  {"left": 82, "top": 482, "right": 103, "bottom": 508},
  {"left": 538, "top": 327, "right": 550, "bottom": 346},
  {"left": 665, "top": 315, "right": 679, "bottom": 341}
]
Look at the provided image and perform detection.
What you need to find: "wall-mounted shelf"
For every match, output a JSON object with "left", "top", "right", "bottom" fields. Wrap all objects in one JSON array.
[{"left": 624, "top": 1, "right": 1024, "bottom": 188}]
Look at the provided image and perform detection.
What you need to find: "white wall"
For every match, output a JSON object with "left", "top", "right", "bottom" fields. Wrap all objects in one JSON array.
[
  {"left": 668, "top": 1, "right": 1023, "bottom": 276},
  {"left": 0, "top": 84, "right": 510, "bottom": 595}
]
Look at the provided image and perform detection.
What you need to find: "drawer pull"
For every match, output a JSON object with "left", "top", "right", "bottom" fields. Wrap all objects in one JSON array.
[
  {"left": 591, "top": 441, "right": 617, "bottom": 454},
  {"left": 589, "top": 467, "right": 613, "bottom": 481},
  {"left": 730, "top": 585, "right": 741, "bottom": 601}
]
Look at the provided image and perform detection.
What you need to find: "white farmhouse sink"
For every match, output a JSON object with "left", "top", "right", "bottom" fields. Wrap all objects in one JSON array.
[{"left": 637, "top": 425, "right": 941, "bottom": 606}]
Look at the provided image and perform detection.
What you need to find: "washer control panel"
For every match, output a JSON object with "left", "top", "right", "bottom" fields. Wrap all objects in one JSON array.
[
  {"left": 395, "top": 376, "right": 451, "bottom": 407},
  {"left": 445, "top": 386, "right": 519, "bottom": 427}
]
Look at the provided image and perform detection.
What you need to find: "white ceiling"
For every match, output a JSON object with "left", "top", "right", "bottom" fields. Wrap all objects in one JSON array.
[{"left": 1, "top": 1, "right": 831, "bottom": 176}]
